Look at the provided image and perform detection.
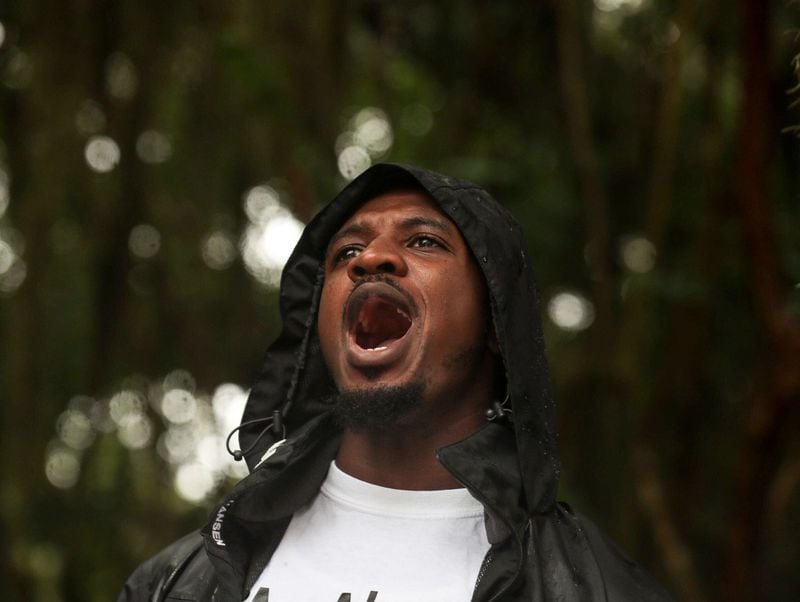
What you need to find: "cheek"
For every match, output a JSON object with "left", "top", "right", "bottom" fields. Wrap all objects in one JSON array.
[
  {"left": 317, "top": 287, "right": 340, "bottom": 361},
  {"left": 459, "top": 271, "right": 489, "bottom": 335},
  {"left": 451, "top": 298, "right": 487, "bottom": 342},
  {"left": 431, "top": 268, "right": 488, "bottom": 341}
]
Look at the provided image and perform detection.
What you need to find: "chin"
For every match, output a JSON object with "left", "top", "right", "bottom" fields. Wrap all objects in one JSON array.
[
  {"left": 331, "top": 379, "right": 426, "bottom": 433},
  {"left": 339, "top": 361, "right": 419, "bottom": 388}
]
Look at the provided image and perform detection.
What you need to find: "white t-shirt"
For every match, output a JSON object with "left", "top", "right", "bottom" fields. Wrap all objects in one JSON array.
[{"left": 245, "top": 461, "right": 490, "bottom": 602}]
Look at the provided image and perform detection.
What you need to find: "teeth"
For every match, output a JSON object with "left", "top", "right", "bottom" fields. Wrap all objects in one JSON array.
[{"left": 371, "top": 345, "right": 387, "bottom": 351}]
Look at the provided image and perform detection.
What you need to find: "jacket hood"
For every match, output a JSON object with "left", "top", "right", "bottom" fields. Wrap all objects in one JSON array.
[{"left": 239, "top": 163, "right": 560, "bottom": 513}]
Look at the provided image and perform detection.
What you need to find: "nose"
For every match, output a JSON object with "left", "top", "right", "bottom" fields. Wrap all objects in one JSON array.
[{"left": 347, "top": 239, "right": 408, "bottom": 282}]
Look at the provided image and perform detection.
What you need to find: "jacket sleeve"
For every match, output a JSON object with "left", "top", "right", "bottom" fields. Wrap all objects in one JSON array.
[{"left": 117, "top": 531, "right": 206, "bottom": 602}]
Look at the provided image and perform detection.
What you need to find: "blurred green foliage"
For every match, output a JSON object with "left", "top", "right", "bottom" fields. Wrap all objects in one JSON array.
[{"left": 0, "top": 1, "right": 798, "bottom": 601}]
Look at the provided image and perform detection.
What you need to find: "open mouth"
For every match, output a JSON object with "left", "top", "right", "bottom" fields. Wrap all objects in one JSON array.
[
  {"left": 345, "top": 282, "right": 416, "bottom": 354},
  {"left": 353, "top": 297, "right": 412, "bottom": 350}
]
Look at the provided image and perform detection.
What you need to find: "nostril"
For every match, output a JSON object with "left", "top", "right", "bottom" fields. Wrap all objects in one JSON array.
[{"left": 378, "top": 262, "right": 395, "bottom": 273}]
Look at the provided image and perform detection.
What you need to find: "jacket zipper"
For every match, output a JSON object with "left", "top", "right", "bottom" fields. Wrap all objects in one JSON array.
[{"left": 437, "top": 452, "right": 524, "bottom": 602}]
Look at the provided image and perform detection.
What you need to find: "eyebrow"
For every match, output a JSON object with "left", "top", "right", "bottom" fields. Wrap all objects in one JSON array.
[
  {"left": 398, "top": 216, "right": 454, "bottom": 235},
  {"left": 327, "top": 223, "right": 370, "bottom": 251},
  {"left": 327, "top": 216, "right": 455, "bottom": 250}
]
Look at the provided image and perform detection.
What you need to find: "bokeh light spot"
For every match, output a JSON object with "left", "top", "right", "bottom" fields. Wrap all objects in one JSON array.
[
  {"left": 105, "top": 52, "right": 138, "bottom": 100},
  {"left": 244, "top": 185, "right": 281, "bottom": 224},
  {"left": 158, "top": 426, "right": 195, "bottom": 464},
  {"left": 117, "top": 413, "right": 153, "bottom": 449},
  {"left": 240, "top": 192, "right": 304, "bottom": 288},
  {"left": 620, "top": 236, "right": 657, "bottom": 273},
  {"left": 84, "top": 136, "right": 120, "bottom": 173},
  {"left": 174, "top": 462, "right": 216, "bottom": 503},
  {"left": 594, "top": 0, "right": 643, "bottom": 11},
  {"left": 45, "top": 447, "right": 81, "bottom": 489},
  {"left": 666, "top": 22, "right": 681, "bottom": 45},
  {"left": 2, "top": 48, "right": 33, "bottom": 89},
  {"left": 337, "top": 145, "right": 371, "bottom": 181},
  {"left": 335, "top": 107, "right": 394, "bottom": 181},
  {"left": 68, "top": 395, "right": 96, "bottom": 415},
  {"left": 201, "top": 230, "right": 237, "bottom": 270},
  {"left": 47, "top": 372, "right": 254, "bottom": 497},
  {"left": 211, "top": 383, "right": 248, "bottom": 436},
  {"left": 1, "top": 225, "right": 25, "bottom": 256},
  {"left": 163, "top": 369, "right": 196, "bottom": 393},
  {"left": 334, "top": 130, "right": 355, "bottom": 156},
  {"left": 0, "top": 239, "right": 15, "bottom": 275},
  {"left": 547, "top": 291, "right": 595, "bottom": 332},
  {"left": 0, "top": 257, "right": 26, "bottom": 293},
  {"left": 75, "top": 100, "right": 106, "bottom": 136},
  {"left": 352, "top": 107, "right": 394, "bottom": 155},
  {"left": 57, "top": 409, "right": 95, "bottom": 451},
  {"left": 197, "top": 434, "right": 225, "bottom": 471},
  {"left": 87, "top": 398, "right": 115, "bottom": 433},
  {"left": 136, "top": 130, "right": 172, "bottom": 163},
  {"left": 109, "top": 390, "right": 144, "bottom": 425},
  {"left": 244, "top": 215, "right": 302, "bottom": 269},
  {"left": 128, "top": 224, "right": 161, "bottom": 259},
  {"left": 161, "top": 389, "right": 197, "bottom": 424}
]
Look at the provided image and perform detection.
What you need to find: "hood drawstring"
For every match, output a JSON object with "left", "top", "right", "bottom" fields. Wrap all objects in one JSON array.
[
  {"left": 486, "top": 394, "right": 513, "bottom": 423},
  {"left": 226, "top": 409, "right": 285, "bottom": 462}
]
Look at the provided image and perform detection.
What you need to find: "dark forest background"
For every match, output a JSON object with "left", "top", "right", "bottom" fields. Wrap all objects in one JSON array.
[{"left": 1, "top": 1, "right": 799, "bottom": 601}]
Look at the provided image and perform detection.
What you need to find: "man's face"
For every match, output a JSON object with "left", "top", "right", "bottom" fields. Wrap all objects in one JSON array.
[{"left": 318, "top": 190, "right": 495, "bottom": 425}]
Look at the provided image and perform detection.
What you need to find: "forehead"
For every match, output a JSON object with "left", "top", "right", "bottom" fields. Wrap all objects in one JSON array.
[{"left": 340, "top": 189, "right": 452, "bottom": 228}]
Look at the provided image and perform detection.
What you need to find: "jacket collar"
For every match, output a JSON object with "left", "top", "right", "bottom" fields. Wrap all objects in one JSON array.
[{"left": 202, "top": 413, "right": 532, "bottom": 600}]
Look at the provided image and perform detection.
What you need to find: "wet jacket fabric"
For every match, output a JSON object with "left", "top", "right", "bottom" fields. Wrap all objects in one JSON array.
[{"left": 118, "top": 164, "right": 675, "bottom": 602}]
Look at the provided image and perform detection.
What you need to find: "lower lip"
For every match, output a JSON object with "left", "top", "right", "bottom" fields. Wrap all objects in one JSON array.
[{"left": 345, "top": 326, "right": 415, "bottom": 369}]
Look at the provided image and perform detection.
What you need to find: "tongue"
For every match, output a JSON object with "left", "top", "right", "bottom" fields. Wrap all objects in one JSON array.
[{"left": 356, "top": 297, "right": 411, "bottom": 349}]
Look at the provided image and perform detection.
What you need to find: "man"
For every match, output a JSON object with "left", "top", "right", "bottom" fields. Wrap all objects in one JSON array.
[{"left": 119, "top": 164, "right": 674, "bottom": 601}]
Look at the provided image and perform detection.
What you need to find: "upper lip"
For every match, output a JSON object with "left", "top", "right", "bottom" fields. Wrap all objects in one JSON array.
[{"left": 344, "top": 279, "right": 417, "bottom": 338}]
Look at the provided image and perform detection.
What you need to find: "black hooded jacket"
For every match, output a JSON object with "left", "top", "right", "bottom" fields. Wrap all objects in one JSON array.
[{"left": 118, "top": 164, "right": 675, "bottom": 602}]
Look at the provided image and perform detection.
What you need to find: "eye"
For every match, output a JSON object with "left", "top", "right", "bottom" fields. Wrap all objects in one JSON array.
[
  {"left": 409, "top": 235, "right": 442, "bottom": 249},
  {"left": 332, "top": 245, "right": 362, "bottom": 264}
]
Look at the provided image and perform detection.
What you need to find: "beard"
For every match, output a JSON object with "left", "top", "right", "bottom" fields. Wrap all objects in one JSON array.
[{"left": 330, "top": 380, "right": 425, "bottom": 433}]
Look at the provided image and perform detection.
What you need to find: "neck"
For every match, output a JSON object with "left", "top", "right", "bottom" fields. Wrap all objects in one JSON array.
[{"left": 335, "top": 406, "right": 486, "bottom": 490}]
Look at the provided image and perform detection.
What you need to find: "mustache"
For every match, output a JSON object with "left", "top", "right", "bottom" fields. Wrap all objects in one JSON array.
[{"left": 340, "top": 274, "right": 419, "bottom": 324}]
